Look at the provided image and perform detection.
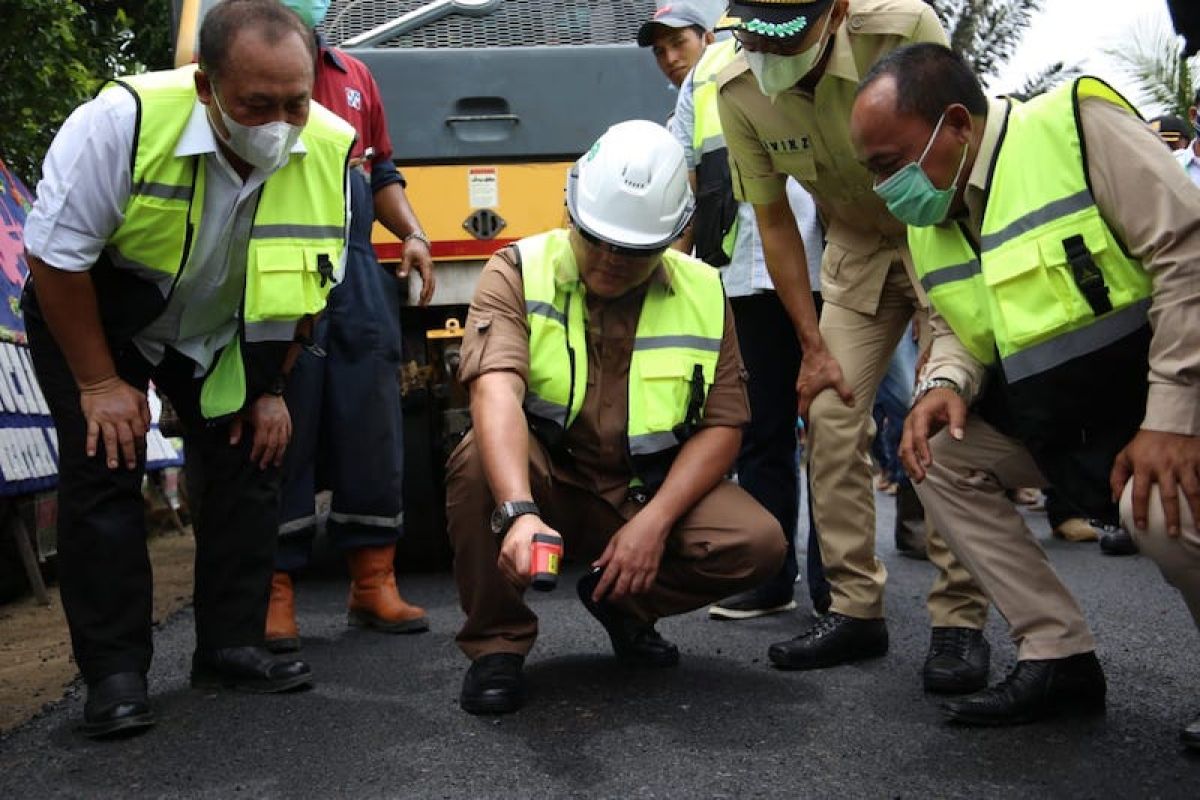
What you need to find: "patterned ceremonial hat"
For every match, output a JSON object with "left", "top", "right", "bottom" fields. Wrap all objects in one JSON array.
[{"left": 715, "top": 0, "right": 836, "bottom": 38}]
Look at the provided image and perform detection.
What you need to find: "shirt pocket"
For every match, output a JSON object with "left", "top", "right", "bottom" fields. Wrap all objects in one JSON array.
[{"left": 769, "top": 149, "right": 818, "bottom": 182}]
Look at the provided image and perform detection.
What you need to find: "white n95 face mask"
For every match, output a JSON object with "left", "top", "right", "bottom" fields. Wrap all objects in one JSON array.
[{"left": 211, "top": 91, "right": 303, "bottom": 173}]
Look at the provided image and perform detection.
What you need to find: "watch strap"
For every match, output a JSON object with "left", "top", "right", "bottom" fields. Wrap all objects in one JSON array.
[
  {"left": 496, "top": 500, "right": 540, "bottom": 534},
  {"left": 912, "top": 376, "right": 960, "bottom": 408}
]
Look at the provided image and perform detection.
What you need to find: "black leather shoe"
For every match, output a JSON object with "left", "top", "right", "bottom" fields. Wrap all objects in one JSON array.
[
  {"left": 460, "top": 653, "right": 526, "bottom": 715},
  {"left": 190, "top": 646, "right": 313, "bottom": 693},
  {"left": 80, "top": 672, "right": 155, "bottom": 740},
  {"left": 1098, "top": 524, "right": 1138, "bottom": 556},
  {"left": 1182, "top": 715, "right": 1200, "bottom": 751},
  {"left": 923, "top": 627, "right": 990, "bottom": 695},
  {"left": 577, "top": 569, "right": 680, "bottom": 668},
  {"left": 768, "top": 612, "right": 888, "bottom": 670},
  {"left": 941, "top": 651, "right": 1106, "bottom": 726}
]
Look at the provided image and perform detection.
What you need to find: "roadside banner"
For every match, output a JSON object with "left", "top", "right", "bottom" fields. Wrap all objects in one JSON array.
[{"left": 0, "top": 159, "right": 182, "bottom": 497}]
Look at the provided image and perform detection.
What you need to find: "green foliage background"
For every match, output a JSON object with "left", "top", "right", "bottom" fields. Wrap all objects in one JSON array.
[{"left": 0, "top": 0, "right": 172, "bottom": 184}]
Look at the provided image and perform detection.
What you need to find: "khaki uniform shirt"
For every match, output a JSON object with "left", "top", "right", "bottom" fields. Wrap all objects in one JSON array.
[
  {"left": 458, "top": 246, "right": 751, "bottom": 508},
  {"left": 716, "top": 0, "right": 946, "bottom": 315},
  {"left": 925, "top": 97, "right": 1200, "bottom": 436}
]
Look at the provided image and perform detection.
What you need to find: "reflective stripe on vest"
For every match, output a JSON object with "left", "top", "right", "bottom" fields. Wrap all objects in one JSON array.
[
  {"left": 692, "top": 39, "right": 740, "bottom": 263},
  {"left": 101, "top": 66, "right": 354, "bottom": 417},
  {"left": 518, "top": 230, "right": 725, "bottom": 485},
  {"left": 908, "top": 77, "right": 1152, "bottom": 383}
]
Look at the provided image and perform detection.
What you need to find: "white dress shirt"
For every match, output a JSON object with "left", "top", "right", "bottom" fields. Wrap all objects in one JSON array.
[{"left": 1174, "top": 141, "right": 1200, "bottom": 188}]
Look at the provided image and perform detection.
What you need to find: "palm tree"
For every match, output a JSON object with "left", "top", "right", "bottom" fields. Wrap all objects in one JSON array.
[
  {"left": 1104, "top": 19, "right": 1198, "bottom": 118},
  {"left": 926, "top": 0, "right": 1042, "bottom": 79},
  {"left": 925, "top": 0, "right": 1076, "bottom": 96},
  {"left": 1011, "top": 61, "right": 1082, "bottom": 102}
]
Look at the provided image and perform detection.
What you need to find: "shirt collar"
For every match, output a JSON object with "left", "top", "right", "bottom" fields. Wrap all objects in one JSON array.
[
  {"left": 1176, "top": 142, "right": 1199, "bottom": 168},
  {"left": 175, "top": 101, "right": 220, "bottom": 157},
  {"left": 824, "top": 23, "right": 860, "bottom": 84},
  {"left": 316, "top": 32, "right": 349, "bottom": 73},
  {"left": 175, "top": 100, "right": 307, "bottom": 160},
  {"left": 962, "top": 96, "right": 1010, "bottom": 222}
]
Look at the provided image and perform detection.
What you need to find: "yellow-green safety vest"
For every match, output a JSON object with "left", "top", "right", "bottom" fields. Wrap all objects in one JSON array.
[
  {"left": 518, "top": 229, "right": 726, "bottom": 492},
  {"left": 908, "top": 77, "right": 1152, "bottom": 383},
  {"left": 691, "top": 38, "right": 740, "bottom": 267},
  {"left": 104, "top": 65, "right": 354, "bottom": 417}
]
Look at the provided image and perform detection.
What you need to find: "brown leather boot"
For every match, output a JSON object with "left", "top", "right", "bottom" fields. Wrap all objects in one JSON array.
[
  {"left": 346, "top": 545, "right": 429, "bottom": 633},
  {"left": 265, "top": 571, "right": 301, "bottom": 653}
]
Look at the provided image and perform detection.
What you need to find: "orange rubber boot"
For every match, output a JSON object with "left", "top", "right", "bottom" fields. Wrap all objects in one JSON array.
[
  {"left": 346, "top": 545, "right": 429, "bottom": 633},
  {"left": 265, "top": 571, "right": 301, "bottom": 653}
]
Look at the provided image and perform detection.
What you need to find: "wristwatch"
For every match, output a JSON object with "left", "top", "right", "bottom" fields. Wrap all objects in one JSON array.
[
  {"left": 403, "top": 230, "right": 431, "bottom": 249},
  {"left": 490, "top": 500, "right": 540, "bottom": 535},
  {"left": 264, "top": 373, "right": 288, "bottom": 397},
  {"left": 912, "top": 376, "right": 961, "bottom": 408}
]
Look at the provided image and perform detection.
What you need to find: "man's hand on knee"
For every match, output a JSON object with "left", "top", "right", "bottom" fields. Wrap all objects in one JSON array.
[
  {"left": 1111, "top": 429, "right": 1200, "bottom": 537},
  {"left": 900, "top": 388, "right": 967, "bottom": 483},
  {"left": 797, "top": 345, "right": 855, "bottom": 421},
  {"left": 591, "top": 512, "right": 668, "bottom": 603},
  {"left": 79, "top": 375, "right": 151, "bottom": 470}
]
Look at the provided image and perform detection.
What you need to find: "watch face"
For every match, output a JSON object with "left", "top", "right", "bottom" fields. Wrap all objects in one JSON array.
[{"left": 489, "top": 507, "right": 505, "bottom": 534}]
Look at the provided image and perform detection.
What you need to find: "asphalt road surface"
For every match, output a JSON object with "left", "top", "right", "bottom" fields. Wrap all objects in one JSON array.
[{"left": 1, "top": 499, "right": 1198, "bottom": 798}]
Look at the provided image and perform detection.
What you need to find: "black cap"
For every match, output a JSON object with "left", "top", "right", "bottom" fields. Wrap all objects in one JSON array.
[
  {"left": 715, "top": 0, "right": 835, "bottom": 38},
  {"left": 1149, "top": 115, "right": 1193, "bottom": 147}
]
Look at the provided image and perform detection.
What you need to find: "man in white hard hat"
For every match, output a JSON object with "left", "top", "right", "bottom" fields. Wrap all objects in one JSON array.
[{"left": 445, "top": 120, "right": 786, "bottom": 715}]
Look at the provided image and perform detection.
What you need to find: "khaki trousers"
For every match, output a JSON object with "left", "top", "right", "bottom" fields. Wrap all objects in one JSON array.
[
  {"left": 1122, "top": 485, "right": 1200, "bottom": 630},
  {"left": 809, "top": 264, "right": 987, "bottom": 626},
  {"left": 445, "top": 430, "right": 787, "bottom": 660},
  {"left": 916, "top": 415, "right": 1096, "bottom": 659}
]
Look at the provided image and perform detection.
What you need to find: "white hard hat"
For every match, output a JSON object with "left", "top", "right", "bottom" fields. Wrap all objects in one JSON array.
[{"left": 566, "top": 120, "right": 694, "bottom": 250}]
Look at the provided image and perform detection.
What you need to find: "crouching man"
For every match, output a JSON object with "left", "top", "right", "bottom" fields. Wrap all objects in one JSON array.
[{"left": 446, "top": 120, "right": 786, "bottom": 715}]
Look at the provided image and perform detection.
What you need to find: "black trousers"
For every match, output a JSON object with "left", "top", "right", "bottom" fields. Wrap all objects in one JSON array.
[
  {"left": 28, "top": 316, "right": 282, "bottom": 685},
  {"left": 979, "top": 325, "right": 1150, "bottom": 526},
  {"left": 730, "top": 292, "right": 820, "bottom": 598}
]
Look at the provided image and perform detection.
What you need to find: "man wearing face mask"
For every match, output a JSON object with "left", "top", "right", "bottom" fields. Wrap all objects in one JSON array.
[
  {"left": 640, "top": 2, "right": 833, "bottom": 620},
  {"left": 1174, "top": 89, "right": 1200, "bottom": 188},
  {"left": 20, "top": 0, "right": 354, "bottom": 738},
  {"left": 446, "top": 120, "right": 785, "bottom": 715},
  {"left": 263, "top": 0, "right": 436, "bottom": 654},
  {"left": 715, "top": 0, "right": 991, "bottom": 691},
  {"left": 851, "top": 44, "right": 1200, "bottom": 735}
]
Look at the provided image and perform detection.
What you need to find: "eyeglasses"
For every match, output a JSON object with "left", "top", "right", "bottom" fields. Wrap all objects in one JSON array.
[{"left": 576, "top": 225, "right": 666, "bottom": 259}]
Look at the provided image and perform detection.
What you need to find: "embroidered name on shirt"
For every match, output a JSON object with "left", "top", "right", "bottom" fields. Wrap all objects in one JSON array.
[{"left": 764, "top": 137, "right": 810, "bottom": 153}]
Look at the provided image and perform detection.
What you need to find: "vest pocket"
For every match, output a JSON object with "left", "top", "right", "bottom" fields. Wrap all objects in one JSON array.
[
  {"left": 928, "top": 278, "right": 994, "bottom": 364},
  {"left": 113, "top": 196, "right": 188, "bottom": 277},
  {"left": 247, "top": 244, "right": 329, "bottom": 322},
  {"left": 984, "top": 222, "right": 1102, "bottom": 350},
  {"left": 633, "top": 350, "right": 710, "bottom": 435}
]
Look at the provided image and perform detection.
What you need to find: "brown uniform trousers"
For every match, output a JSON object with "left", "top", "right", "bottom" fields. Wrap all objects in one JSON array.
[
  {"left": 809, "top": 262, "right": 988, "bottom": 626},
  {"left": 446, "top": 430, "right": 787, "bottom": 660}
]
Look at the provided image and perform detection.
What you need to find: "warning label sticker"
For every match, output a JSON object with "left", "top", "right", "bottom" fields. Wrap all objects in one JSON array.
[{"left": 468, "top": 167, "right": 499, "bottom": 209}]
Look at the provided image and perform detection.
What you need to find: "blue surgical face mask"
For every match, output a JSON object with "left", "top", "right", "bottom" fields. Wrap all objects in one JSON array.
[
  {"left": 873, "top": 111, "right": 968, "bottom": 227},
  {"left": 282, "top": 0, "right": 330, "bottom": 28}
]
